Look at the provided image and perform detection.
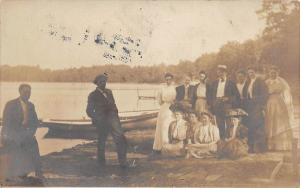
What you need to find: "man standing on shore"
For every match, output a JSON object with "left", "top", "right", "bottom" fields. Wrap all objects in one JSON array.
[
  {"left": 1, "top": 84, "right": 43, "bottom": 181},
  {"left": 243, "top": 67, "right": 268, "bottom": 153},
  {"left": 207, "top": 65, "right": 240, "bottom": 139},
  {"left": 86, "top": 73, "right": 128, "bottom": 168}
]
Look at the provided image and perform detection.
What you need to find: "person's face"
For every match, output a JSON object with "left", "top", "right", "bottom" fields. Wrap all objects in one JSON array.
[
  {"left": 165, "top": 76, "right": 173, "bottom": 85},
  {"left": 184, "top": 77, "right": 191, "bottom": 85},
  {"left": 96, "top": 79, "right": 107, "bottom": 89},
  {"left": 269, "top": 70, "right": 278, "bottom": 79},
  {"left": 189, "top": 113, "right": 198, "bottom": 123},
  {"left": 230, "top": 117, "right": 240, "bottom": 126},
  {"left": 247, "top": 69, "right": 256, "bottom": 79},
  {"left": 236, "top": 73, "right": 246, "bottom": 83},
  {"left": 19, "top": 87, "right": 31, "bottom": 101},
  {"left": 201, "top": 115, "right": 210, "bottom": 125},
  {"left": 217, "top": 69, "right": 226, "bottom": 78},
  {"left": 199, "top": 73, "right": 206, "bottom": 82},
  {"left": 175, "top": 112, "right": 183, "bottom": 121}
]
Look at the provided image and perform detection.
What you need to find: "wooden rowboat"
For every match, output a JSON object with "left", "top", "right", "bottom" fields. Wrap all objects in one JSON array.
[{"left": 40, "top": 111, "right": 158, "bottom": 139}]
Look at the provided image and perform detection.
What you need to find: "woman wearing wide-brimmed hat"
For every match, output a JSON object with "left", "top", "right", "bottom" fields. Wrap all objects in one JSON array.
[{"left": 216, "top": 108, "right": 249, "bottom": 160}]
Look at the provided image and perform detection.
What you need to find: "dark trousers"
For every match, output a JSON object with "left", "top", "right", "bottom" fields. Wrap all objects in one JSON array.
[
  {"left": 212, "top": 99, "right": 232, "bottom": 140},
  {"left": 27, "top": 137, "right": 42, "bottom": 174},
  {"left": 243, "top": 99, "right": 267, "bottom": 152},
  {"left": 95, "top": 115, "right": 127, "bottom": 165}
]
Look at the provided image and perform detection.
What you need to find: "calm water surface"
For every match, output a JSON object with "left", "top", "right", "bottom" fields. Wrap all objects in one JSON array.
[{"left": 0, "top": 82, "right": 162, "bottom": 119}]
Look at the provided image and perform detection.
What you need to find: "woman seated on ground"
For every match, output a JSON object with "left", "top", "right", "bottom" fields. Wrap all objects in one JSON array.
[
  {"left": 186, "top": 110, "right": 202, "bottom": 143},
  {"left": 186, "top": 112, "right": 220, "bottom": 159},
  {"left": 162, "top": 104, "right": 189, "bottom": 156},
  {"left": 217, "top": 108, "right": 248, "bottom": 160}
]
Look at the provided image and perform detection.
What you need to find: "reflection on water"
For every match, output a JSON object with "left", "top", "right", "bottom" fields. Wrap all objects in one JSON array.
[{"left": 0, "top": 82, "right": 162, "bottom": 119}]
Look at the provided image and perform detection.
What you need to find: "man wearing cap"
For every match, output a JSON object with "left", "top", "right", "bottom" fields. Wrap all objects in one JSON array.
[
  {"left": 86, "top": 74, "right": 128, "bottom": 168},
  {"left": 207, "top": 65, "right": 240, "bottom": 140}
]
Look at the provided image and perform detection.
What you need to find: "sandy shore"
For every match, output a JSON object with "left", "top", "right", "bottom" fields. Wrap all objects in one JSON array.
[
  {"left": 1, "top": 98, "right": 299, "bottom": 187},
  {"left": 2, "top": 117, "right": 299, "bottom": 187}
]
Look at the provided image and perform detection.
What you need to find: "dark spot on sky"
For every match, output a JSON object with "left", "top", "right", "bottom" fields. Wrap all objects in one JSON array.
[
  {"left": 122, "top": 47, "right": 130, "bottom": 55},
  {"left": 110, "top": 41, "right": 116, "bottom": 50},
  {"left": 78, "top": 43, "right": 81, "bottom": 45}
]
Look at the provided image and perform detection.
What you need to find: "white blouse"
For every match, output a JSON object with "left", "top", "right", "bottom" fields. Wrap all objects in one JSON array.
[{"left": 158, "top": 85, "right": 176, "bottom": 104}]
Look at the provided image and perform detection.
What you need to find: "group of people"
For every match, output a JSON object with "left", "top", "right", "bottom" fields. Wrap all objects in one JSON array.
[
  {"left": 0, "top": 64, "right": 295, "bottom": 182},
  {"left": 152, "top": 64, "right": 295, "bottom": 159}
]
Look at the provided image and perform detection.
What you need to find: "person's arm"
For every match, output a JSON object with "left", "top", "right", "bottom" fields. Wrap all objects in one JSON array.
[
  {"left": 108, "top": 90, "right": 118, "bottom": 113},
  {"left": 230, "top": 81, "right": 241, "bottom": 107},
  {"left": 157, "top": 89, "right": 163, "bottom": 105},
  {"left": 28, "top": 103, "right": 39, "bottom": 137},
  {"left": 86, "top": 92, "right": 96, "bottom": 119},
  {"left": 1, "top": 102, "right": 12, "bottom": 144}
]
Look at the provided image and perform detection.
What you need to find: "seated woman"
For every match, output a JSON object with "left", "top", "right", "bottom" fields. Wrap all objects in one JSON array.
[
  {"left": 186, "top": 110, "right": 202, "bottom": 143},
  {"left": 186, "top": 112, "right": 220, "bottom": 159},
  {"left": 162, "top": 105, "right": 189, "bottom": 156},
  {"left": 217, "top": 108, "right": 248, "bottom": 160}
]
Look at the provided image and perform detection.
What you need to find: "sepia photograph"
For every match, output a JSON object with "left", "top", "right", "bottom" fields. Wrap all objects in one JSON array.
[{"left": 0, "top": 0, "right": 299, "bottom": 187}]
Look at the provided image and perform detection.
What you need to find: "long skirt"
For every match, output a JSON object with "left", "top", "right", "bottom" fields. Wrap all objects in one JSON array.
[
  {"left": 186, "top": 143, "right": 217, "bottom": 159},
  {"left": 0, "top": 137, "right": 41, "bottom": 179},
  {"left": 195, "top": 98, "right": 208, "bottom": 113},
  {"left": 265, "top": 94, "right": 293, "bottom": 151},
  {"left": 217, "top": 139, "right": 248, "bottom": 159},
  {"left": 153, "top": 103, "right": 174, "bottom": 151},
  {"left": 162, "top": 141, "right": 185, "bottom": 157}
]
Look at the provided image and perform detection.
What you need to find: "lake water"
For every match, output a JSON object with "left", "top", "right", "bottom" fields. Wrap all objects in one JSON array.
[
  {"left": 0, "top": 82, "right": 163, "bottom": 119},
  {"left": 0, "top": 82, "right": 163, "bottom": 155}
]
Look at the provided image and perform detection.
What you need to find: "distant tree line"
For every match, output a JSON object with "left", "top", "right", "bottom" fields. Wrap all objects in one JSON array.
[{"left": 0, "top": 0, "right": 299, "bottom": 83}]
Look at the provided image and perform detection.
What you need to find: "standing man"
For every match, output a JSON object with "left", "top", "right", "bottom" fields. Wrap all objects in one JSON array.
[
  {"left": 207, "top": 65, "right": 240, "bottom": 139},
  {"left": 1, "top": 84, "right": 43, "bottom": 180},
  {"left": 86, "top": 74, "right": 128, "bottom": 168},
  {"left": 235, "top": 69, "right": 247, "bottom": 108},
  {"left": 175, "top": 75, "right": 195, "bottom": 110},
  {"left": 243, "top": 67, "right": 268, "bottom": 153}
]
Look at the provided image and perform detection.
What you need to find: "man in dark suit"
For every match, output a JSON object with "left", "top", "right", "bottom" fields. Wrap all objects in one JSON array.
[
  {"left": 1, "top": 84, "right": 43, "bottom": 180},
  {"left": 242, "top": 67, "right": 268, "bottom": 153},
  {"left": 86, "top": 74, "right": 127, "bottom": 168},
  {"left": 175, "top": 75, "right": 195, "bottom": 110},
  {"left": 207, "top": 65, "right": 240, "bottom": 139}
]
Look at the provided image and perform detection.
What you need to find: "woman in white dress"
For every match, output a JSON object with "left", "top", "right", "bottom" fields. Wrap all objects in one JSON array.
[
  {"left": 265, "top": 66, "right": 294, "bottom": 151},
  {"left": 152, "top": 73, "right": 176, "bottom": 154}
]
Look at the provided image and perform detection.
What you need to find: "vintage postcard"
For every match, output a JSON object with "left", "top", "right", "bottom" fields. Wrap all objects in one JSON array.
[{"left": 0, "top": 0, "right": 299, "bottom": 187}]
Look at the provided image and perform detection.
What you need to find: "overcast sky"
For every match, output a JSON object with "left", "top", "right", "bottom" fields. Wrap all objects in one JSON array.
[{"left": 0, "top": 0, "right": 265, "bottom": 69}]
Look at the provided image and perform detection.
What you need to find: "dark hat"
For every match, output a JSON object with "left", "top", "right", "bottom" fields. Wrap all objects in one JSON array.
[
  {"left": 169, "top": 102, "right": 186, "bottom": 113},
  {"left": 226, "top": 108, "right": 248, "bottom": 117},
  {"left": 93, "top": 73, "right": 108, "bottom": 84},
  {"left": 164, "top": 72, "right": 174, "bottom": 79}
]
